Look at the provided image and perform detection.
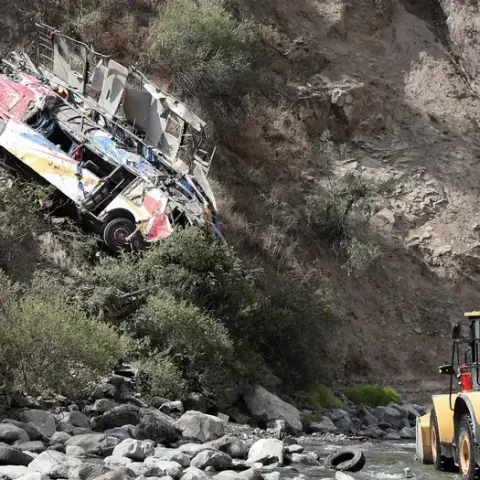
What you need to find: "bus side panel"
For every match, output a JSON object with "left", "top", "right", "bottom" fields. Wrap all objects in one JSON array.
[{"left": 0, "top": 119, "right": 99, "bottom": 202}]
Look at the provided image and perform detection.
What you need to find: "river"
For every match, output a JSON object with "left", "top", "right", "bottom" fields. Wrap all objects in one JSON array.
[{"left": 298, "top": 439, "right": 460, "bottom": 480}]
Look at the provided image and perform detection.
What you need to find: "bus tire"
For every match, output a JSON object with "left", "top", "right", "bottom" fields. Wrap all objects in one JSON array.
[{"left": 103, "top": 217, "right": 136, "bottom": 253}]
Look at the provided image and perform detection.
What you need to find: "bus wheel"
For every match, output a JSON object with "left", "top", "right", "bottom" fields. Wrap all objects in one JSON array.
[
  {"left": 457, "top": 414, "right": 478, "bottom": 480},
  {"left": 103, "top": 218, "right": 136, "bottom": 253}
]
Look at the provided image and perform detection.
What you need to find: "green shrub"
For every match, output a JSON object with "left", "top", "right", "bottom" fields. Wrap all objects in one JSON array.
[
  {"left": 343, "top": 385, "right": 401, "bottom": 407},
  {"left": 149, "top": 0, "right": 256, "bottom": 123},
  {"left": 0, "top": 273, "right": 130, "bottom": 397},
  {"left": 308, "top": 384, "right": 344, "bottom": 408},
  {"left": 137, "top": 355, "right": 187, "bottom": 399}
]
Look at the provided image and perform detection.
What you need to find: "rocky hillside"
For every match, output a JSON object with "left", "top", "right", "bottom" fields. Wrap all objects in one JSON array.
[{"left": 1, "top": 0, "right": 480, "bottom": 403}]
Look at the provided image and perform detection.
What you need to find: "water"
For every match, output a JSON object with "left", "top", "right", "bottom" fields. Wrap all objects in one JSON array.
[{"left": 301, "top": 440, "right": 460, "bottom": 480}]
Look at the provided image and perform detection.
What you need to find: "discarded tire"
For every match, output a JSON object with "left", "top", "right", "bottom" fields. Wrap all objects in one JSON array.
[{"left": 324, "top": 448, "right": 366, "bottom": 472}]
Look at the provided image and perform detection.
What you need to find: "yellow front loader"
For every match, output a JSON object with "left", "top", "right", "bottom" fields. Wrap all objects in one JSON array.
[{"left": 417, "top": 312, "right": 480, "bottom": 479}]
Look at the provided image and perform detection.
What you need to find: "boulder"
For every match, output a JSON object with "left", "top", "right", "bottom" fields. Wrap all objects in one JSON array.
[
  {"left": 135, "top": 409, "right": 180, "bottom": 445},
  {"left": 104, "top": 427, "right": 133, "bottom": 442},
  {"left": 104, "top": 456, "right": 133, "bottom": 469},
  {"left": 90, "top": 400, "right": 118, "bottom": 415},
  {"left": 0, "top": 445, "right": 34, "bottom": 465},
  {"left": 94, "top": 469, "right": 135, "bottom": 480},
  {"left": 112, "top": 438, "right": 154, "bottom": 461},
  {"left": 243, "top": 386, "right": 302, "bottom": 432},
  {"left": 17, "top": 411, "right": 56, "bottom": 437},
  {"left": 329, "top": 409, "right": 352, "bottom": 433},
  {"left": 160, "top": 402, "right": 185, "bottom": 418},
  {"left": 190, "top": 449, "right": 233, "bottom": 470},
  {"left": 57, "top": 412, "right": 90, "bottom": 431},
  {"left": 68, "top": 462, "right": 110, "bottom": 480},
  {"left": 14, "top": 441, "right": 46, "bottom": 453},
  {"left": 143, "top": 458, "right": 183, "bottom": 479},
  {"left": 263, "top": 473, "right": 280, "bottom": 480},
  {"left": 91, "top": 405, "right": 140, "bottom": 431},
  {"left": 66, "top": 434, "right": 119, "bottom": 455},
  {"left": 373, "top": 406, "right": 404, "bottom": 429},
  {"left": 397, "top": 404, "right": 421, "bottom": 421},
  {"left": 247, "top": 439, "right": 284, "bottom": 466},
  {"left": 65, "top": 445, "right": 86, "bottom": 457},
  {"left": 359, "top": 426, "right": 385, "bottom": 439},
  {"left": 17, "top": 473, "right": 49, "bottom": 480},
  {"left": 309, "top": 417, "right": 337, "bottom": 434},
  {"left": 3, "top": 421, "right": 47, "bottom": 442},
  {"left": 399, "top": 427, "right": 416, "bottom": 439},
  {"left": 91, "top": 375, "right": 128, "bottom": 402},
  {"left": 50, "top": 432, "right": 72, "bottom": 445},
  {"left": 356, "top": 406, "right": 379, "bottom": 427},
  {"left": 29, "top": 450, "right": 82, "bottom": 478},
  {"left": 204, "top": 436, "right": 248, "bottom": 459},
  {"left": 179, "top": 444, "right": 211, "bottom": 458},
  {"left": 239, "top": 468, "right": 262, "bottom": 480},
  {"left": 124, "top": 462, "right": 161, "bottom": 478},
  {"left": 181, "top": 466, "right": 208, "bottom": 480},
  {"left": 284, "top": 445, "right": 304, "bottom": 454},
  {"left": 0, "top": 466, "right": 40, "bottom": 479},
  {"left": 0, "top": 424, "right": 29, "bottom": 444},
  {"left": 213, "top": 472, "right": 243, "bottom": 480},
  {"left": 384, "top": 431, "right": 402, "bottom": 440},
  {"left": 174, "top": 411, "right": 224, "bottom": 443},
  {"left": 153, "top": 447, "right": 190, "bottom": 467}
]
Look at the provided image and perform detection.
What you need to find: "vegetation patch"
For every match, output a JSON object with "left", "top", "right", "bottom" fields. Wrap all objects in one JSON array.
[
  {"left": 308, "top": 384, "right": 344, "bottom": 408},
  {"left": 343, "top": 385, "right": 401, "bottom": 407}
]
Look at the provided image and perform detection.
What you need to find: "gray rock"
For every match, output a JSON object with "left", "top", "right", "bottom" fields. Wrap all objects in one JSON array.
[
  {"left": 247, "top": 439, "right": 284, "bottom": 466},
  {"left": 14, "top": 441, "right": 46, "bottom": 453},
  {"left": 112, "top": 438, "right": 153, "bottom": 461},
  {"left": 230, "top": 460, "right": 249, "bottom": 471},
  {"left": 29, "top": 450, "right": 82, "bottom": 478},
  {"left": 153, "top": 447, "right": 190, "bottom": 467},
  {"left": 191, "top": 449, "right": 233, "bottom": 470},
  {"left": 143, "top": 458, "right": 183, "bottom": 479},
  {"left": 309, "top": 417, "right": 337, "bottom": 434},
  {"left": 384, "top": 431, "right": 402, "bottom": 440},
  {"left": 91, "top": 405, "right": 140, "bottom": 431},
  {"left": 330, "top": 409, "right": 352, "bottom": 433},
  {"left": 360, "top": 426, "right": 385, "bottom": 439},
  {"left": 2, "top": 421, "right": 46, "bottom": 442},
  {"left": 174, "top": 411, "right": 224, "bottom": 444},
  {"left": 57, "top": 412, "right": 91, "bottom": 431},
  {"left": 263, "top": 473, "right": 280, "bottom": 480},
  {"left": 68, "top": 462, "right": 110, "bottom": 480},
  {"left": 65, "top": 445, "right": 85, "bottom": 457},
  {"left": 373, "top": 406, "right": 404, "bottom": 429},
  {"left": 204, "top": 436, "right": 248, "bottom": 459},
  {"left": 125, "top": 462, "right": 161, "bottom": 477},
  {"left": 213, "top": 472, "right": 244, "bottom": 480},
  {"left": 399, "top": 427, "right": 416, "bottom": 439},
  {"left": 90, "top": 399, "right": 118, "bottom": 415},
  {"left": 284, "top": 445, "right": 304, "bottom": 454},
  {"left": 94, "top": 468, "right": 135, "bottom": 480},
  {"left": 103, "top": 427, "right": 133, "bottom": 443},
  {"left": 104, "top": 456, "right": 133, "bottom": 469},
  {"left": 243, "top": 386, "right": 302, "bottom": 433},
  {"left": 134, "top": 409, "right": 180, "bottom": 444},
  {"left": 65, "top": 434, "right": 119, "bottom": 455},
  {"left": 18, "top": 411, "right": 56, "bottom": 437},
  {"left": 0, "top": 444, "right": 34, "bottom": 465},
  {"left": 0, "top": 466, "right": 40, "bottom": 479},
  {"left": 240, "top": 468, "right": 262, "bottom": 480},
  {"left": 288, "top": 453, "right": 320, "bottom": 466},
  {"left": 16, "top": 473, "right": 49, "bottom": 480},
  {"left": 160, "top": 402, "right": 185, "bottom": 418},
  {"left": 183, "top": 394, "right": 208, "bottom": 414},
  {"left": 356, "top": 406, "right": 379, "bottom": 427},
  {"left": 0, "top": 424, "right": 29, "bottom": 444},
  {"left": 72, "top": 427, "right": 94, "bottom": 436},
  {"left": 50, "top": 432, "right": 72, "bottom": 445},
  {"left": 397, "top": 404, "right": 421, "bottom": 421},
  {"left": 179, "top": 444, "right": 210, "bottom": 458},
  {"left": 181, "top": 466, "right": 208, "bottom": 480},
  {"left": 91, "top": 375, "right": 128, "bottom": 402}
]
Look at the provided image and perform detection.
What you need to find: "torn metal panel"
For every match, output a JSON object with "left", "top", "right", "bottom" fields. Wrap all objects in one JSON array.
[
  {"left": 90, "top": 60, "right": 107, "bottom": 91},
  {"left": 98, "top": 60, "right": 128, "bottom": 116},
  {"left": 53, "top": 35, "right": 71, "bottom": 84},
  {"left": 123, "top": 88, "right": 152, "bottom": 132}
]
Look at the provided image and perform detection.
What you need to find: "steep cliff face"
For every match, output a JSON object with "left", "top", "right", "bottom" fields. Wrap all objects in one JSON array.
[{"left": 213, "top": 0, "right": 480, "bottom": 400}]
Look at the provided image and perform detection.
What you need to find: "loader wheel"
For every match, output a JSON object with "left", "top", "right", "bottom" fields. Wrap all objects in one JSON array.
[
  {"left": 458, "top": 414, "right": 479, "bottom": 480},
  {"left": 431, "top": 408, "right": 456, "bottom": 472}
]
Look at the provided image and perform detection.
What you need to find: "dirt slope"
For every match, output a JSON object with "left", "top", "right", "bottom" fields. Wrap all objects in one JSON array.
[{"left": 211, "top": 0, "right": 480, "bottom": 400}]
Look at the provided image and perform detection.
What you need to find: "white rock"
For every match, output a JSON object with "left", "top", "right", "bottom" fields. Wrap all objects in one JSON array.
[
  {"left": 65, "top": 445, "right": 85, "bottom": 457},
  {"left": 144, "top": 458, "right": 183, "bottom": 479},
  {"left": 154, "top": 447, "right": 190, "bottom": 467},
  {"left": 29, "top": 451, "right": 83, "bottom": 478},
  {"left": 174, "top": 411, "right": 225, "bottom": 443},
  {"left": 17, "top": 473, "right": 49, "bottom": 480},
  {"left": 0, "top": 466, "right": 38, "bottom": 479},
  {"left": 104, "top": 455, "right": 133, "bottom": 469},
  {"left": 18, "top": 411, "right": 56, "bottom": 437},
  {"left": 112, "top": 438, "right": 153, "bottom": 461},
  {"left": 181, "top": 466, "right": 208, "bottom": 480},
  {"left": 263, "top": 473, "right": 280, "bottom": 480},
  {"left": 179, "top": 444, "right": 210, "bottom": 458},
  {"left": 190, "top": 449, "right": 232, "bottom": 470},
  {"left": 247, "top": 439, "right": 284, "bottom": 466}
]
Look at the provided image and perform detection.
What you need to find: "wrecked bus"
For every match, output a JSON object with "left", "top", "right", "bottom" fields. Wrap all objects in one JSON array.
[{"left": 0, "top": 24, "right": 221, "bottom": 252}]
